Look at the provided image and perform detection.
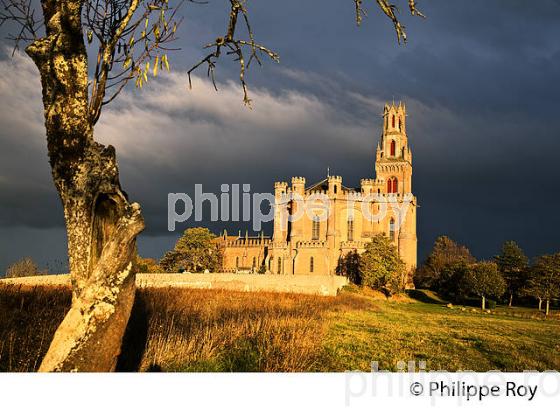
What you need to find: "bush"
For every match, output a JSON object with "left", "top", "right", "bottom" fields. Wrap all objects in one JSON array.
[{"left": 5, "top": 257, "right": 40, "bottom": 278}]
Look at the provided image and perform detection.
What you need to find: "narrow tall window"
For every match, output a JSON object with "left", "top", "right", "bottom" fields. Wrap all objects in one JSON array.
[
  {"left": 387, "top": 177, "right": 398, "bottom": 194},
  {"left": 252, "top": 257, "right": 256, "bottom": 269},
  {"left": 277, "top": 258, "right": 282, "bottom": 274},
  {"left": 312, "top": 217, "right": 320, "bottom": 240},
  {"left": 347, "top": 217, "right": 354, "bottom": 242},
  {"left": 310, "top": 257, "right": 314, "bottom": 273},
  {"left": 236, "top": 257, "right": 239, "bottom": 268},
  {"left": 390, "top": 140, "right": 396, "bottom": 156},
  {"left": 392, "top": 115, "right": 395, "bottom": 128},
  {"left": 389, "top": 218, "right": 396, "bottom": 241}
]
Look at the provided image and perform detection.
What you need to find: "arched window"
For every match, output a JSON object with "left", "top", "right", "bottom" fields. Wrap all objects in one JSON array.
[
  {"left": 334, "top": 185, "right": 338, "bottom": 194},
  {"left": 387, "top": 177, "right": 398, "bottom": 194},
  {"left": 277, "top": 258, "right": 282, "bottom": 274},
  {"left": 312, "top": 216, "right": 320, "bottom": 240},
  {"left": 389, "top": 218, "right": 396, "bottom": 241},
  {"left": 392, "top": 115, "right": 395, "bottom": 128},
  {"left": 236, "top": 257, "right": 239, "bottom": 268},
  {"left": 390, "top": 140, "right": 396, "bottom": 156},
  {"left": 347, "top": 217, "right": 354, "bottom": 242},
  {"left": 310, "top": 257, "right": 314, "bottom": 273}
]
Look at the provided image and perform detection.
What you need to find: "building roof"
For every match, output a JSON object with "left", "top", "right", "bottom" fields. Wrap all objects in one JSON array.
[{"left": 305, "top": 178, "right": 359, "bottom": 193}]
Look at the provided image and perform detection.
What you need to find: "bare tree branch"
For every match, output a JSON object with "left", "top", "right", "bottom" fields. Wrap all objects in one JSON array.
[
  {"left": 2, "top": 0, "right": 426, "bottom": 112},
  {"left": 0, "top": 0, "right": 41, "bottom": 54},
  {"left": 189, "top": 0, "right": 425, "bottom": 105},
  {"left": 188, "top": 0, "right": 279, "bottom": 107}
]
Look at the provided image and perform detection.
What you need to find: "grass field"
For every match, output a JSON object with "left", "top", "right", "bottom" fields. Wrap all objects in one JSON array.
[{"left": 0, "top": 284, "right": 558, "bottom": 372}]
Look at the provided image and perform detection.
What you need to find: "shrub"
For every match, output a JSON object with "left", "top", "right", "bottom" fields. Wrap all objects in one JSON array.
[{"left": 136, "top": 257, "right": 161, "bottom": 273}]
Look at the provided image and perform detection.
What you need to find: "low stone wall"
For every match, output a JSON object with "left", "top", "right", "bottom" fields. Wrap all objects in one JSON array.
[
  {"left": 137, "top": 273, "right": 349, "bottom": 296},
  {"left": 0, "top": 274, "right": 70, "bottom": 287},
  {"left": 1, "top": 273, "right": 349, "bottom": 296}
]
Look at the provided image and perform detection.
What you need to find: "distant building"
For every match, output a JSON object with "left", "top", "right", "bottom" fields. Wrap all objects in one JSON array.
[{"left": 217, "top": 102, "right": 417, "bottom": 280}]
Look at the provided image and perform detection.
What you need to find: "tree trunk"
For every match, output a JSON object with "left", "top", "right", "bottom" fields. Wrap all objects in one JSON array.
[
  {"left": 26, "top": 0, "right": 144, "bottom": 371},
  {"left": 508, "top": 293, "right": 513, "bottom": 307},
  {"left": 481, "top": 295, "right": 485, "bottom": 310},
  {"left": 538, "top": 298, "right": 542, "bottom": 311},
  {"left": 545, "top": 299, "right": 550, "bottom": 316}
]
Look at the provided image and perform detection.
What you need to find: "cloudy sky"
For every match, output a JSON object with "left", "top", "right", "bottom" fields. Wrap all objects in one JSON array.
[{"left": 1, "top": 0, "right": 560, "bottom": 272}]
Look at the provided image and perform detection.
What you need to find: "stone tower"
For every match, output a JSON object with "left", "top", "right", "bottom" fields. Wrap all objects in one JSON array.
[{"left": 375, "top": 102, "right": 417, "bottom": 271}]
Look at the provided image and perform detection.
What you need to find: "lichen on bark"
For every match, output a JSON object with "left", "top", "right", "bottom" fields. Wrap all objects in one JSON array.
[{"left": 25, "top": 0, "right": 145, "bottom": 372}]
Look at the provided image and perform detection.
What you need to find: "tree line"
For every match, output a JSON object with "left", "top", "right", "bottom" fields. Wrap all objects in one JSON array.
[
  {"left": 414, "top": 237, "right": 560, "bottom": 315},
  {"left": 5, "top": 230, "right": 558, "bottom": 317}
]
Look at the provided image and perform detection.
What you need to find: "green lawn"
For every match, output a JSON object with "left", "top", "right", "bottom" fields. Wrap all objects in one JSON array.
[{"left": 318, "top": 289, "right": 560, "bottom": 372}]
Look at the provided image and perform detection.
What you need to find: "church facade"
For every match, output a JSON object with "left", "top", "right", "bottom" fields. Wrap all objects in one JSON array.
[{"left": 216, "top": 102, "right": 417, "bottom": 278}]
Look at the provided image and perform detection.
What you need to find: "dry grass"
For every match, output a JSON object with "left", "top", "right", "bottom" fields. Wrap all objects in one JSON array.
[
  {"left": 0, "top": 284, "right": 70, "bottom": 372},
  {"left": 119, "top": 287, "right": 370, "bottom": 372},
  {"left": 0, "top": 284, "right": 370, "bottom": 372}
]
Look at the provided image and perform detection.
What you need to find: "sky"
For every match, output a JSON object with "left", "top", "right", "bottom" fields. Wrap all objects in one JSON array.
[{"left": 1, "top": 0, "right": 560, "bottom": 273}]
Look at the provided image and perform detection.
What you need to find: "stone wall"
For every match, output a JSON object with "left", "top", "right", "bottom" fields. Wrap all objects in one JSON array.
[
  {"left": 1, "top": 273, "right": 349, "bottom": 296},
  {"left": 137, "top": 273, "right": 348, "bottom": 296}
]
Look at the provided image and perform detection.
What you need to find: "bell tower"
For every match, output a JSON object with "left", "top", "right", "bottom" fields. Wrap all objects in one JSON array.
[
  {"left": 374, "top": 101, "right": 417, "bottom": 276},
  {"left": 375, "top": 102, "right": 413, "bottom": 194}
]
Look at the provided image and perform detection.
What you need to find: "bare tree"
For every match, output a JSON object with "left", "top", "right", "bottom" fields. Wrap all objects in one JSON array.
[
  {"left": 1, "top": 0, "right": 424, "bottom": 371},
  {"left": 5, "top": 256, "right": 40, "bottom": 278}
]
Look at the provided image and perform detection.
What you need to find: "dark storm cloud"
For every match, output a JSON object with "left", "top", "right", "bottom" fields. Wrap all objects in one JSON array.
[{"left": 1, "top": 0, "right": 560, "bottom": 271}]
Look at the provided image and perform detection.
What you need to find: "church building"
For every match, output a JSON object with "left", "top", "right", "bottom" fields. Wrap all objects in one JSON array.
[{"left": 217, "top": 102, "right": 417, "bottom": 279}]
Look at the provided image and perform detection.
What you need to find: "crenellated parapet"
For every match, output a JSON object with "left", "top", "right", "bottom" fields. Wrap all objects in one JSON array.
[
  {"left": 340, "top": 240, "right": 367, "bottom": 249},
  {"left": 226, "top": 237, "right": 272, "bottom": 247},
  {"left": 296, "top": 240, "right": 327, "bottom": 248},
  {"left": 327, "top": 175, "right": 342, "bottom": 183}
]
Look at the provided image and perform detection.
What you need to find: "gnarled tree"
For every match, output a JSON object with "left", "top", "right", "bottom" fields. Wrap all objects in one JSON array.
[{"left": 1, "top": 0, "right": 424, "bottom": 371}]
